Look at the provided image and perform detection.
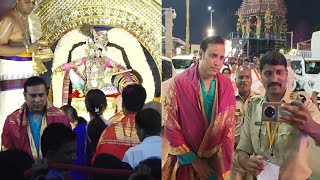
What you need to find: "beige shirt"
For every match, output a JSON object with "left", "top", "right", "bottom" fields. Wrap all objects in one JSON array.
[
  {"left": 237, "top": 90, "right": 320, "bottom": 180},
  {"left": 235, "top": 91, "right": 256, "bottom": 144}
]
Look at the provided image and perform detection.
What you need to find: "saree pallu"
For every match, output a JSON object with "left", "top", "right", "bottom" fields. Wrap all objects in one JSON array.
[
  {"left": 0, "top": 53, "right": 38, "bottom": 145},
  {"left": 163, "top": 64, "right": 236, "bottom": 180},
  {"left": 94, "top": 113, "right": 140, "bottom": 161}
]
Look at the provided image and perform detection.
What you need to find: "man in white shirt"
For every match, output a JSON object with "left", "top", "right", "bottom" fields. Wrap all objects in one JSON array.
[
  {"left": 123, "top": 108, "right": 162, "bottom": 168},
  {"left": 251, "top": 57, "right": 266, "bottom": 95}
]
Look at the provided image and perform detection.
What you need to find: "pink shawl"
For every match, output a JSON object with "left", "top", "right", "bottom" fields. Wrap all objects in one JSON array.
[{"left": 163, "top": 64, "right": 236, "bottom": 180}]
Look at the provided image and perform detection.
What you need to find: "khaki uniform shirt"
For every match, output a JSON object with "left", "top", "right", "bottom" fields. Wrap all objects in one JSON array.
[
  {"left": 237, "top": 90, "right": 320, "bottom": 180},
  {"left": 235, "top": 91, "right": 256, "bottom": 144},
  {"left": 232, "top": 91, "right": 257, "bottom": 178}
]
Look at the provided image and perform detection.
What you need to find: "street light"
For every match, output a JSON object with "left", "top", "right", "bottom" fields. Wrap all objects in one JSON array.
[
  {"left": 207, "top": 28, "right": 214, "bottom": 37},
  {"left": 208, "top": 6, "right": 214, "bottom": 30}
]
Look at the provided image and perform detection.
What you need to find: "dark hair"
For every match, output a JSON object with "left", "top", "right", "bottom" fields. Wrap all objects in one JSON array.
[
  {"left": 135, "top": 157, "right": 161, "bottom": 179},
  {"left": 85, "top": 89, "right": 107, "bottom": 149},
  {"left": 200, "top": 35, "right": 225, "bottom": 52},
  {"left": 23, "top": 76, "right": 47, "bottom": 93},
  {"left": 92, "top": 153, "right": 132, "bottom": 180},
  {"left": 85, "top": 89, "right": 107, "bottom": 116},
  {"left": 222, "top": 68, "right": 231, "bottom": 74},
  {"left": 87, "top": 119, "right": 106, "bottom": 151},
  {"left": 260, "top": 51, "right": 287, "bottom": 72},
  {"left": 41, "top": 123, "right": 76, "bottom": 157},
  {"left": 135, "top": 108, "right": 161, "bottom": 136},
  {"left": 231, "top": 62, "right": 237, "bottom": 66},
  {"left": 243, "top": 59, "right": 249, "bottom": 62},
  {"left": 122, "top": 84, "right": 146, "bottom": 112},
  {"left": 60, "top": 105, "right": 78, "bottom": 123},
  {"left": 77, "top": 116, "right": 87, "bottom": 125},
  {"left": 162, "top": 60, "right": 173, "bottom": 82},
  {"left": 129, "top": 173, "right": 153, "bottom": 180},
  {"left": 93, "top": 153, "right": 132, "bottom": 169},
  {"left": 0, "top": 150, "right": 34, "bottom": 180}
]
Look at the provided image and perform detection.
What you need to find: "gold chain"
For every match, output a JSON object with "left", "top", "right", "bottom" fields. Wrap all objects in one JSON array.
[
  {"left": 15, "top": 7, "right": 27, "bottom": 20},
  {"left": 14, "top": 6, "right": 30, "bottom": 45}
]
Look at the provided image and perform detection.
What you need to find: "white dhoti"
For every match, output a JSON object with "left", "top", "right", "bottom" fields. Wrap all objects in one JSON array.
[{"left": 0, "top": 55, "right": 38, "bottom": 145}]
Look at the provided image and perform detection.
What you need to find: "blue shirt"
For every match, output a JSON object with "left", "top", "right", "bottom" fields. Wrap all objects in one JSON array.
[
  {"left": 29, "top": 111, "right": 42, "bottom": 153},
  {"left": 200, "top": 79, "right": 216, "bottom": 122}
]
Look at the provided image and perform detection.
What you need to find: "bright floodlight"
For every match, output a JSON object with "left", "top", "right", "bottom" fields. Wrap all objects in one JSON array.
[
  {"left": 208, "top": 6, "right": 212, "bottom": 11},
  {"left": 207, "top": 28, "right": 214, "bottom": 37}
]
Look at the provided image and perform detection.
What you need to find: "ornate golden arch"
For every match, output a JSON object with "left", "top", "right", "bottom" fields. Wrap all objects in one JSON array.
[{"left": 33, "top": 0, "right": 161, "bottom": 71}]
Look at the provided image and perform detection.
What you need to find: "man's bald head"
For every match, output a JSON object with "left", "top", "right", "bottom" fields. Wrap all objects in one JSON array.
[
  {"left": 236, "top": 66, "right": 251, "bottom": 77},
  {"left": 235, "top": 66, "right": 252, "bottom": 95}
]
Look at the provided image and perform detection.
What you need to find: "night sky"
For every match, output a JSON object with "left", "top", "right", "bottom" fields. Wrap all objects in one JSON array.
[{"left": 162, "top": 0, "right": 320, "bottom": 45}]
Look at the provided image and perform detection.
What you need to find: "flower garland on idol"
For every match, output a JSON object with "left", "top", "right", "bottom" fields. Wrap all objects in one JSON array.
[{"left": 51, "top": 27, "right": 154, "bottom": 108}]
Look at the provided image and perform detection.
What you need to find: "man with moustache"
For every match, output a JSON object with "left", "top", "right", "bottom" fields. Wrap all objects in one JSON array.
[
  {"left": 231, "top": 66, "right": 256, "bottom": 180},
  {"left": 1, "top": 76, "right": 71, "bottom": 161},
  {"left": 0, "top": 0, "right": 42, "bottom": 144},
  {"left": 237, "top": 51, "right": 320, "bottom": 179},
  {"left": 163, "top": 35, "right": 236, "bottom": 180}
]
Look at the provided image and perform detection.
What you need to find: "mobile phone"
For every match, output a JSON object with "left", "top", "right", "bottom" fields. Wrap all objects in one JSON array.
[{"left": 261, "top": 102, "right": 298, "bottom": 121}]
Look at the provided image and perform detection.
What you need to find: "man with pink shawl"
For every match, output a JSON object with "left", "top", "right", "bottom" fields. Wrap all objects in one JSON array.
[{"left": 162, "top": 36, "right": 236, "bottom": 180}]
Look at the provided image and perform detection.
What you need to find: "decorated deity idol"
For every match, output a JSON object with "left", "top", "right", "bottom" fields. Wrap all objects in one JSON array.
[{"left": 53, "top": 27, "right": 132, "bottom": 98}]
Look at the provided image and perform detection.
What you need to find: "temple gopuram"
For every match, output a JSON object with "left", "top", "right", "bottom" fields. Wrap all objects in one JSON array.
[{"left": 231, "top": 0, "right": 287, "bottom": 58}]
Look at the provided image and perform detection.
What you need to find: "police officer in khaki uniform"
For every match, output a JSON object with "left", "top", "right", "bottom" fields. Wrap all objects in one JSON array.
[
  {"left": 237, "top": 51, "right": 320, "bottom": 180},
  {"left": 231, "top": 66, "right": 256, "bottom": 180}
]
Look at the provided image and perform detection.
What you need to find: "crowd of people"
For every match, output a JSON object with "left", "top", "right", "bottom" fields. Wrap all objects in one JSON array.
[
  {"left": 0, "top": 77, "right": 162, "bottom": 180},
  {"left": 220, "top": 54, "right": 296, "bottom": 97}
]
